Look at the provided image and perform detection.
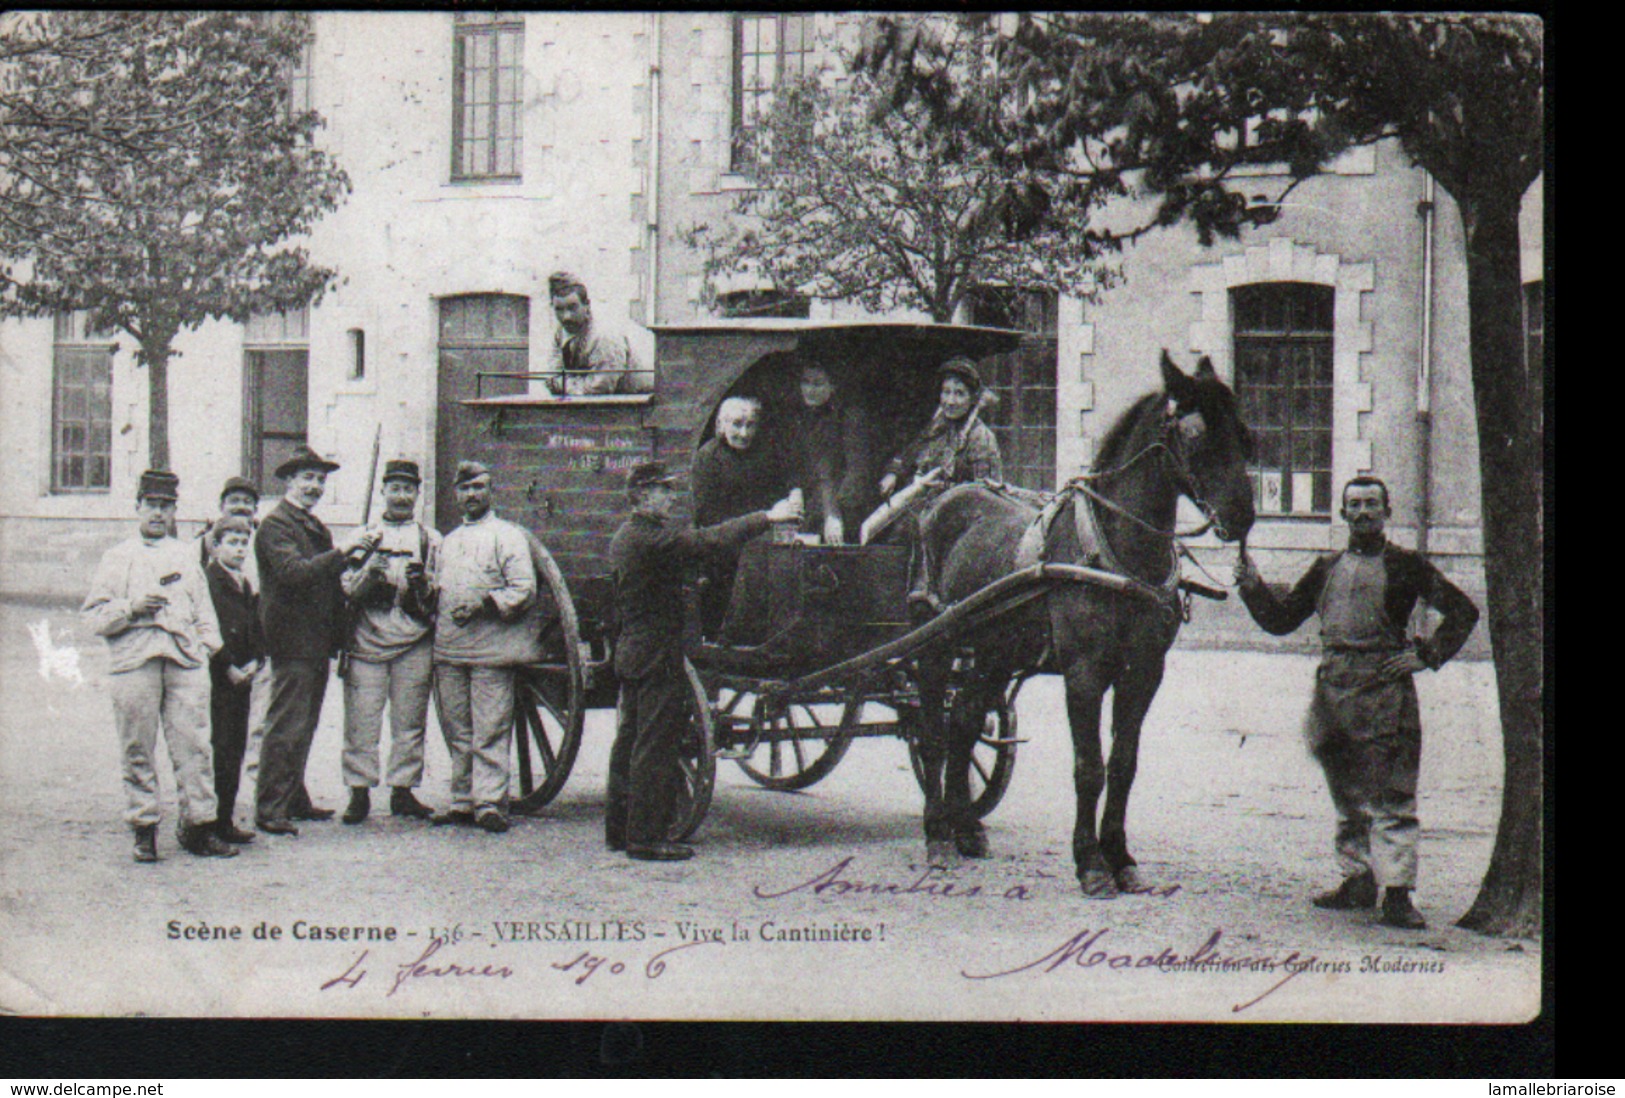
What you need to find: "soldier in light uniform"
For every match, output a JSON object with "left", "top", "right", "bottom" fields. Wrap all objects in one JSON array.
[
  {"left": 339, "top": 459, "right": 441, "bottom": 825},
  {"left": 432, "top": 462, "right": 539, "bottom": 834},
  {"left": 82, "top": 470, "right": 236, "bottom": 861}
]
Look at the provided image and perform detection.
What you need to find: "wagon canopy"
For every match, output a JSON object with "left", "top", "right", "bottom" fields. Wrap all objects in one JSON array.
[{"left": 645, "top": 319, "right": 1024, "bottom": 433}]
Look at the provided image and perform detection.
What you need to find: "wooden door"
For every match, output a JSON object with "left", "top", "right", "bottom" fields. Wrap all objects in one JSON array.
[{"left": 243, "top": 349, "right": 310, "bottom": 495}]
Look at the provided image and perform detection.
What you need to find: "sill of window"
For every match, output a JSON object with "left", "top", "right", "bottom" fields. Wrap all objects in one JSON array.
[
  {"left": 716, "top": 174, "right": 760, "bottom": 193},
  {"left": 460, "top": 393, "right": 654, "bottom": 408},
  {"left": 432, "top": 180, "right": 528, "bottom": 198}
]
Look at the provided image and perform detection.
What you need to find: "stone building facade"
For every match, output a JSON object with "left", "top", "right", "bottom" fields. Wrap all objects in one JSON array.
[{"left": 0, "top": 13, "right": 1543, "bottom": 658}]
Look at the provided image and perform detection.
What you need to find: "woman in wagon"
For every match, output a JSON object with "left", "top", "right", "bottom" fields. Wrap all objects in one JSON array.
[
  {"left": 787, "top": 362, "right": 875, "bottom": 546},
  {"left": 877, "top": 357, "right": 1003, "bottom": 502},
  {"left": 873, "top": 358, "right": 1003, "bottom": 610}
]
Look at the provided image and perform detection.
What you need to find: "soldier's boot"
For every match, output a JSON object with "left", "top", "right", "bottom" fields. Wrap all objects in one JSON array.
[
  {"left": 178, "top": 822, "right": 239, "bottom": 858},
  {"left": 132, "top": 825, "right": 159, "bottom": 864},
  {"left": 1379, "top": 887, "right": 1427, "bottom": 930},
  {"left": 342, "top": 787, "right": 370, "bottom": 825},
  {"left": 215, "top": 818, "right": 257, "bottom": 844},
  {"left": 390, "top": 787, "right": 433, "bottom": 819},
  {"left": 1311, "top": 870, "right": 1377, "bottom": 910}
]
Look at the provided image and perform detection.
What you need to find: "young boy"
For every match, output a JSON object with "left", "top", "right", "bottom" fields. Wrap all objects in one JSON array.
[
  {"left": 82, "top": 470, "right": 237, "bottom": 862},
  {"left": 205, "top": 515, "right": 266, "bottom": 844}
]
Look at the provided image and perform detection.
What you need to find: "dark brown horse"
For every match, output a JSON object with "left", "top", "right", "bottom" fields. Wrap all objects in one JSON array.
[{"left": 912, "top": 351, "right": 1255, "bottom": 897}]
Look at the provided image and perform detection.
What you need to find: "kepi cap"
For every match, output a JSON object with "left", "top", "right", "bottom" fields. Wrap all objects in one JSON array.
[
  {"left": 274, "top": 445, "right": 341, "bottom": 479},
  {"left": 625, "top": 460, "right": 677, "bottom": 491},
  {"left": 453, "top": 461, "right": 492, "bottom": 486},
  {"left": 219, "top": 476, "right": 259, "bottom": 502},
  {"left": 137, "top": 469, "right": 179, "bottom": 502},
  {"left": 382, "top": 459, "right": 421, "bottom": 486}
]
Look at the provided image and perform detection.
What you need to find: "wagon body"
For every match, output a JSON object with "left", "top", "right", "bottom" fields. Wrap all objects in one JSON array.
[{"left": 441, "top": 319, "right": 1033, "bottom": 832}]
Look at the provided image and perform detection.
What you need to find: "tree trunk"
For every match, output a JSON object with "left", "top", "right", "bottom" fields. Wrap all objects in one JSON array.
[
  {"left": 1454, "top": 186, "right": 1543, "bottom": 938},
  {"left": 144, "top": 339, "right": 171, "bottom": 471}
]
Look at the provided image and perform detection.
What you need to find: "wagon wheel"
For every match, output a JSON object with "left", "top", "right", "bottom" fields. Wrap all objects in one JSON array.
[
  {"left": 510, "top": 532, "right": 586, "bottom": 814},
  {"left": 906, "top": 677, "right": 1022, "bottom": 820},
  {"left": 667, "top": 657, "right": 717, "bottom": 842},
  {"left": 730, "top": 688, "right": 857, "bottom": 792}
]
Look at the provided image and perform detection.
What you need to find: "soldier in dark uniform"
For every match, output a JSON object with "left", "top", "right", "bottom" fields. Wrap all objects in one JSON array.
[
  {"left": 606, "top": 460, "right": 802, "bottom": 861},
  {"left": 1235, "top": 475, "right": 1479, "bottom": 929}
]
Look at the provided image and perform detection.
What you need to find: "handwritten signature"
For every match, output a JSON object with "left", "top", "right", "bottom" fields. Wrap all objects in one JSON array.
[{"left": 963, "top": 927, "right": 1348, "bottom": 1013}]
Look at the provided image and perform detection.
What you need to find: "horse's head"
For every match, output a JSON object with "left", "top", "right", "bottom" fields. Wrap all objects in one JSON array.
[{"left": 1159, "top": 351, "right": 1255, "bottom": 543}]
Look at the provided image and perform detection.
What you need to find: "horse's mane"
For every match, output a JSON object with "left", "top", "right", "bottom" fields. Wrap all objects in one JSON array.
[{"left": 1092, "top": 392, "right": 1163, "bottom": 473}]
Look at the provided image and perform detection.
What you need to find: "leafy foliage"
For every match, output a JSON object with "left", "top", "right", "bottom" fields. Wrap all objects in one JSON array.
[
  {"left": 684, "top": 56, "right": 1120, "bottom": 323},
  {"left": 0, "top": 10, "right": 350, "bottom": 465},
  {"left": 861, "top": 11, "right": 1545, "bottom": 936}
]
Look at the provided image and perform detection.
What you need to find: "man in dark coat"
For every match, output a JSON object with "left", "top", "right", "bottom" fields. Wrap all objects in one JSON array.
[
  {"left": 1235, "top": 475, "right": 1479, "bottom": 930},
  {"left": 606, "top": 461, "right": 801, "bottom": 861},
  {"left": 254, "top": 446, "right": 379, "bottom": 835},
  {"left": 691, "top": 394, "right": 788, "bottom": 634}
]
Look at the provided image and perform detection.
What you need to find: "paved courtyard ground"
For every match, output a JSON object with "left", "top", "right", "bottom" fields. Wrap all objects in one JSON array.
[{"left": 0, "top": 598, "right": 1538, "bottom": 1021}]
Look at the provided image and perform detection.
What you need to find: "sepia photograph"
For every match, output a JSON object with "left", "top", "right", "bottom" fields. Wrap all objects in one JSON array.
[{"left": 0, "top": 10, "right": 1544, "bottom": 1026}]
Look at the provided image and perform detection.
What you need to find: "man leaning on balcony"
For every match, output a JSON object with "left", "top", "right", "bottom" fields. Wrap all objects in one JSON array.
[{"left": 544, "top": 271, "right": 650, "bottom": 397}]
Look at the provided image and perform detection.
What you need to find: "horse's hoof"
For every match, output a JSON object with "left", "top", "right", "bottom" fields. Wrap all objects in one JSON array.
[
  {"left": 954, "top": 830, "right": 989, "bottom": 859},
  {"left": 926, "top": 840, "right": 961, "bottom": 868},
  {"left": 1079, "top": 869, "right": 1120, "bottom": 899},
  {"left": 1115, "top": 865, "right": 1144, "bottom": 892}
]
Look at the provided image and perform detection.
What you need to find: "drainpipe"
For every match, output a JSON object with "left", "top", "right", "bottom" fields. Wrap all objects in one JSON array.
[
  {"left": 1414, "top": 171, "right": 1436, "bottom": 557},
  {"left": 644, "top": 12, "right": 663, "bottom": 328}
]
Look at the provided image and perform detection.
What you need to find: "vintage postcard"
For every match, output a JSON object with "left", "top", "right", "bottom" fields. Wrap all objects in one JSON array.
[{"left": 0, "top": 11, "right": 1544, "bottom": 1022}]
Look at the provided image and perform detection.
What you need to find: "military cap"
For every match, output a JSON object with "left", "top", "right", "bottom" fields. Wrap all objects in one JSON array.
[
  {"left": 136, "top": 469, "right": 180, "bottom": 502},
  {"left": 382, "top": 459, "right": 421, "bottom": 486},
  {"left": 219, "top": 476, "right": 260, "bottom": 503},
  {"left": 274, "top": 445, "right": 341, "bottom": 479},
  {"left": 625, "top": 460, "right": 677, "bottom": 491},
  {"left": 454, "top": 461, "right": 492, "bottom": 486}
]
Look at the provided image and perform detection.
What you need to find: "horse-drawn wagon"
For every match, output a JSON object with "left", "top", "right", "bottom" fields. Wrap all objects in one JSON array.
[{"left": 443, "top": 319, "right": 1256, "bottom": 891}]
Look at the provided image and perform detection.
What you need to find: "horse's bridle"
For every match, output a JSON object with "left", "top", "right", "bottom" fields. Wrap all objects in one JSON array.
[{"left": 1071, "top": 407, "right": 1229, "bottom": 543}]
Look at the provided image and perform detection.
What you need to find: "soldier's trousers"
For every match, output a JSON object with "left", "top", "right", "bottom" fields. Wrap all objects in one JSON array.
[
  {"left": 607, "top": 664, "right": 687, "bottom": 848},
  {"left": 1307, "top": 650, "right": 1423, "bottom": 890},
  {"left": 433, "top": 664, "right": 515, "bottom": 817},
  {"left": 343, "top": 638, "right": 433, "bottom": 789},
  {"left": 109, "top": 658, "right": 216, "bottom": 828}
]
